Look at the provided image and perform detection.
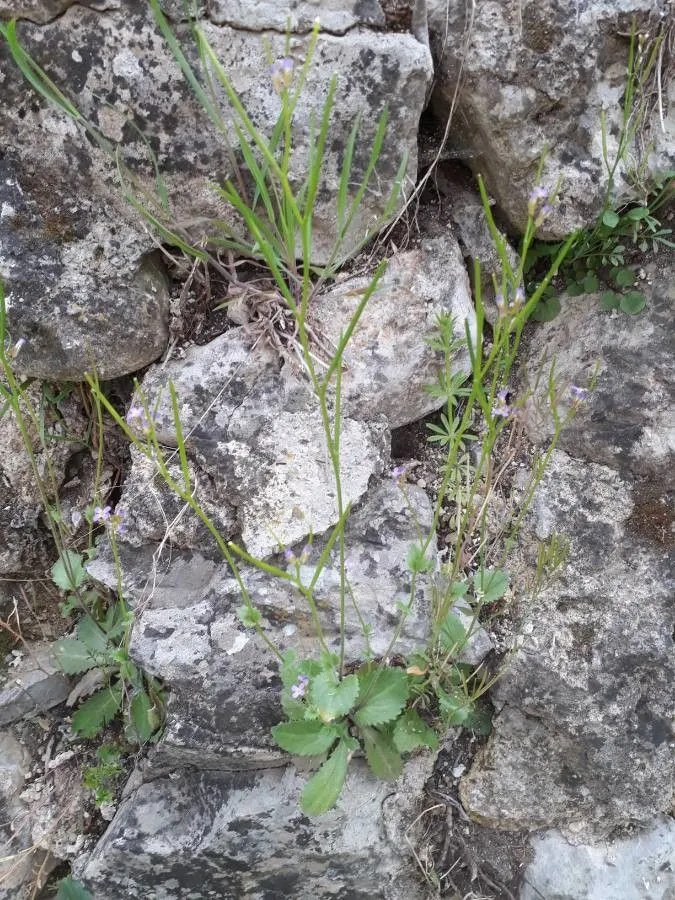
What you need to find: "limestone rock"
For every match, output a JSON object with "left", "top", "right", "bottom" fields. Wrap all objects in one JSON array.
[
  {"left": 76, "top": 754, "right": 435, "bottom": 900},
  {"left": 110, "top": 480, "right": 437, "bottom": 767},
  {"left": 0, "top": 643, "right": 70, "bottom": 725},
  {"left": 518, "top": 258, "right": 675, "bottom": 485},
  {"left": 521, "top": 819, "right": 675, "bottom": 900},
  {"left": 133, "top": 328, "right": 389, "bottom": 559},
  {"left": 205, "top": 0, "right": 386, "bottom": 33},
  {"left": 1, "top": 3, "right": 432, "bottom": 287},
  {"left": 313, "top": 234, "right": 475, "bottom": 429},
  {"left": 0, "top": 1, "right": 116, "bottom": 23},
  {"left": 427, "top": 0, "right": 674, "bottom": 236},
  {"left": 460, "top": 450, "right": 674, "bottom": 840}
]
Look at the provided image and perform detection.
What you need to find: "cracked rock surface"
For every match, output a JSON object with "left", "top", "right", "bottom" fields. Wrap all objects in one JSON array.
[
  {"left": 1, "top": 1, "right": 432, "bottom": 383},
  {"left": 461, "top": 254, "right": 675, "bottom": 848},
  {"left": 427, "top": 0, "right": 675, "bottom": 237}
]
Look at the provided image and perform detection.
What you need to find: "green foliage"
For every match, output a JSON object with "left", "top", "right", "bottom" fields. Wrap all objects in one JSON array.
[
  {"left": 50, "top": 574, "right": 164, "bottom": 742},
  {"left": 55, "top": 877, "right": 93, "bottom": 900},
  {"left": 83, "top": 743, "right": 124, "bottom": 807},
  {"left": 526, "top": 180, "right": 673, "bottom": 320},
  {"left": 273, "top": 656, "right": 420, "bottom": 814},
  {"left": 300, "top": 738, "right": 355, "bottom": 816},
  {"left": 0, "top": 282, "right": 164, "bottom": 754},
  {"left": 51, "top": 550, "right": 87, "bottom": 592},
  {"left": 525, "top": 22, "right": 673, "bottom": 322}
]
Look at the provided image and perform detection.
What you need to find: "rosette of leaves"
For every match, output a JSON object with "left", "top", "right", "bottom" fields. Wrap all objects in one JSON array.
[
  {"left": 272, "top": 652, "right": 438, "bottom": 815},
  {"left": 51, "top": 552, "right": 163, "bottom": 743}
]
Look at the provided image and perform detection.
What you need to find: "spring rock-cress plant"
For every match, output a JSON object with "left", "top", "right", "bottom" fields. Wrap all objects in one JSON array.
[{"left": 1, "top": 5, "right": 588, "bottom": 818}]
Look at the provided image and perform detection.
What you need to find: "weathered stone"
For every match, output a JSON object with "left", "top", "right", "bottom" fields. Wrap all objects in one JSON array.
[
  {"left": 0, "top": 730, "right": 36, "bottom": 900},
  {"left": 521, "top": 819, "right": 675, "bottom": 900},
  {"left": 134, "top": 328, "right": 389, "bottom": 559},
  {"left": 76, "top": 753, "right": 435, "bottom": 900},
  {"left": 427, "top": 0, "right": 675, "bottom": 236},
  {"left": 103, "top": 480, "right": 437, "bottom": 768},
  {"left": 1, "top": 2, "right": 432, "bottom": 292},
  {"left": 434, "top": 165, "right": 520, "bottom": 321},
  {"left": 518, "top": 259, "right": 675, "bottom": 485},
  {"left": 205, "top": 0, "right": 386, "bottom": 33},
  {"left": 115, "top": 447, "right": 238, "bottom": 553},
  {"left": 313, "top": 234, "right": 475, "bottom": 429},
  {"left": 0, "top": 643, "right": 70, "bottom": 725},
  {"left": 460, "top": 450, "right": 674, "bottom": 840},
  {"left": 0, "top": 1, "right": 116, "bottom": 23},
  {"left": 0, "top": 149, "right": 171, "bottom": 380}
]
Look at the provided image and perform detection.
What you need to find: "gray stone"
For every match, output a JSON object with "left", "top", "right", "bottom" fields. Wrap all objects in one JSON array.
[
  {"left": 76, "top": 753, "right": 436, "bottom": 900},
  {"left": 0, "top": 148, "right": 170, "bottom": 380},
  {"left": 0, "top": 730, "right": 34, "bottom": 900},
  {"left": 1, "top": 3, "right": 432, "bottom": 290},
  {"left": 133, "top": 328, "right": 389, "bottom": 559},
  {"left": 434, "top": 165, "right": 520, "bottom": 321},
  {"left": 0, "top": 643, "right": 70, "bottom": 725},
  {"left": 520, "top": 819, "right": 675, "bottom": 900},
  {"left": 312, "top": 234, "right": 475, "bottom": 429},
  {"left": 427, "top": 0, "right": 675, "bottom": 237},
  {"left": 518, "top": 258, "right": 675, "bottom": 485},
  {"left": 115, "top": 447, "right": 238, "bottom": 554},
  {"left": 113, "top": 480, "right": 439, "bottom": 768},
  {"left": 460, "top": 450, "right": 675, "bottom": 840},
  {"left": 205, "top": 0, "right": 386, "bottom": 33},
  {"left": 0, "top": 1, "right": 116, "bottom": 23}
]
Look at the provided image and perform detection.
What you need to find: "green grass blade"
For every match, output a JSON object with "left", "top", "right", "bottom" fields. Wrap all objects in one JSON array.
[{"left": 169, "top": 383, "right": 191, "bottom": 492}]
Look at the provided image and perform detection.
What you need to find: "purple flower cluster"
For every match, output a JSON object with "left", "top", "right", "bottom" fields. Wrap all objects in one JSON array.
[
  {"left": 528, "top": 184, "right": 554, "bottom": 225},
  {"left": 290, "top": 674, "right": 309, "bottom": 700},
  {"left": 284, "top": 545, "right": 311, "bottom": 566},
  {"left": 92, "top": 504, "right": 127, "bottom": 535},
  {"left": 492, "top": 388, "right": 511, "bottom": 419},
  {"left": 391, "top": 465, "right": 408, "bottom": 487},
  {"left": 126, "top": 403, "right": 155, "bottom": 433},
  {"left": 569, "top": 384, "right": 590, "bottom": 405},
  {"left": 270, "top": 57, "right": 294, "bottom": 93},
  {"left": 92, "top": 505, "right": 112, "bottom": 523}
]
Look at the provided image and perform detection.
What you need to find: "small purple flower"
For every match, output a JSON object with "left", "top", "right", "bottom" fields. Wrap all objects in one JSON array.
[
  {"left": 528, "top": 185, "right": 548, "bottom": 205},
  {"left": 529, "top": 184, "right": 555, "bottom": 223},
  {"left": 569, "top": 385, "right": 589, "bottom": 404},
  {"left": 391, "top": 465, "right": 408, "bottom": 486},
  {"left": 535, "top": 203, "right": 554, "bottom": 227},
  {"left": 495, "top": 292, "right": 506, "bottom": 314},
  {"left": 270, "top": 57, "right": 294, "bottom": 92},
  {"left": 492, "top": 388, "right": 511, "bottom": 419},
  {"left": 283, "top": 548, "right": 296, "bottom": 564},
  {"left": 290, "top": 674, "right": 309, "bottom": 700},
  {"left": 514, "top": 286, "right": 525, "bottom": 306},
  {"left": 92, "top": 505, "right": 112, "bottom": 523},
  {"left": 113, "top": 508, "right": 127, "bottom": 536},
  {"left": 126, "top": 403, "right": 155, "bottom": 432}
]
